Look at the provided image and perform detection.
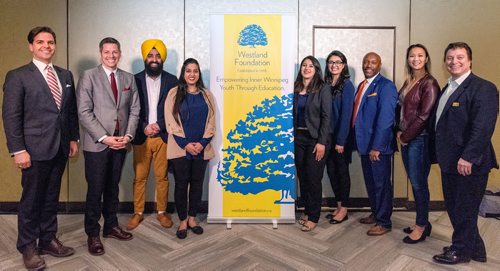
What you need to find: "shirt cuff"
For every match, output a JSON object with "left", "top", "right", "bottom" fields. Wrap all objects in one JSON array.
[
  {"left": 11, "top": 150, "right": 27, "bottom": 157},
  {"left": 98, "top": 135, "right": 108, "bottom": 143}
]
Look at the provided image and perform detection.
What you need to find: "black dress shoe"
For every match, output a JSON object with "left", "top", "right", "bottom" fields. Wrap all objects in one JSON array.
[
  {"left": 176, "top": 228, "right": 188, "bottom": 239},
  {"left": 39, "top": 238, "right": 75, "bottom": 257},
  {"left": 87, "top": 236, "right": 105, "bottom": 256},
  {"left": 325, "top": 213, "right": 333, "bottom": 220},
  {"left": 442, "top": 246, "right": 487, "bottom": 262},
  {"left": 103, "top": 226, "right": 133, "bottom": 241},
  {"left": 329, "top": 214, "right": 348, "bottom": 224},
  {"left": 433, "top": 249, "right": 471, "bottom": 264},
  {"left": 188, "top": 225, "right": 204, "bottom": 235}
]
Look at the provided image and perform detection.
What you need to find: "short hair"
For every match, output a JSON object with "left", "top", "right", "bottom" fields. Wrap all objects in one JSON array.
[
  {"left": 99, "top": 37, "right": 121, "bottom": 52},
  {"left": 27, "top": 26, "right": 56, "bottom": 44},
  {"left": 444, "top": 42, "right": 472, "bottom": 61}
]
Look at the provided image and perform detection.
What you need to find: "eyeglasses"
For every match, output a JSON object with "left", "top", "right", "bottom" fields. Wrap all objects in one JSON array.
[{"left": 327, "top": 61, "right": 344, "bottom": 66}]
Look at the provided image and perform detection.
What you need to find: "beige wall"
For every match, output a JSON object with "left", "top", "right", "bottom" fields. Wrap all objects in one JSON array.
[
  {"left": 0, "top": 0, "right": 68, "bottom": 201},
  {"left": 0, "top": 0, "right": 499, "bottom": 203}
]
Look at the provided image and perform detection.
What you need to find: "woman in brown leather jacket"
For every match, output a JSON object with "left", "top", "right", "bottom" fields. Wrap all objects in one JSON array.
[{"left": 396, "top": 44, "right": 440, "bottom": 244}]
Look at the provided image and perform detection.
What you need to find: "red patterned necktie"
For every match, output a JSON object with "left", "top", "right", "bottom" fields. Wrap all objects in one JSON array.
[
  {"left": 351, "top": 79, "right": 367, "bottom": 128},
  {"left": 110, "top": 72, "right": 118, "bottom": 102},
  {"left": 46, "top": 65, "right": 62, "bottom": 110},
  {"left": 110, "top": 72, "right": 119, "bottom": 132}
]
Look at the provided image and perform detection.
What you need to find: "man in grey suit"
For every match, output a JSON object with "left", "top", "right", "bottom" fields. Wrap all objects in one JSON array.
[
  {"left": 2, "top": 26, "right": 79, "bottom": 270},
  {"left": 76, "top": 37, "right": 140, "bottom": 256}
]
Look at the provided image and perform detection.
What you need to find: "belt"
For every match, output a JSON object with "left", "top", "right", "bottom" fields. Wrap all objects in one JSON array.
[{"left": 297, "top": 127, "right": 308, "bottom": 130}]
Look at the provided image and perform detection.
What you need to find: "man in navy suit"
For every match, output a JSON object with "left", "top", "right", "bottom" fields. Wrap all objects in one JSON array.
[
  {"left": 353, "top": 52, "right": 398, "bottom": 236},
  {"left": 432, "top": 42, "right": 498, "bottom": 265},
  {"left": 126, "top": 39, "right": 178, "bottom": 230},
  {"left": 2, "top": 26, "right": 79, "bottom": 270}
]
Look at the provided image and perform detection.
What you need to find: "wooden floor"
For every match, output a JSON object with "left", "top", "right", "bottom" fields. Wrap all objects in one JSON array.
[{"left": 0, "top": 211, "right": 499, "bottom": 270}]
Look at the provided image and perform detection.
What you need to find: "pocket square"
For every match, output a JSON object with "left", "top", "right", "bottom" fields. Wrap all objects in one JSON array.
[
  {"left": 452, "top": 102, "right": 460, "bottom": 107},
  {"left": 66, "top": 84, "right": 72, "bottom": 87},
  {"left": 368, "top": 92, "right": 378, "bottom": 97}
]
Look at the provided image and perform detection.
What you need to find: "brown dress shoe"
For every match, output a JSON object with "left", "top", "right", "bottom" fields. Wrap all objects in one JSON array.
[
  {"left": 157, "top": 213, "right": 173, "bottom": 228},
  {"left": 359, "top": 213, "right": 376, "bottom": 224},
  {"left": 103, "top": 226, "right": 133, "bottom": 241},
  {"left": 23, "top": 242, "right": 45, "bottom": 270},
  {"left": 39, "top": 238, "right": 75, "bottom": 257},
  {"left": 367, "top": 224, "right": 392, "bottom": 236},
  {"left": 87, "top": 236, "right": 105, "bottom": 256},
  {"left": 126, "top": 213, "right": 144, "bottom": 230}
]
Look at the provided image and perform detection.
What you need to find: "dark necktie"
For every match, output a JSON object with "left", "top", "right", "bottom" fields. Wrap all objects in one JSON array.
[
  {"left": 110, "top": 72, "right": 118, "bottom": 102},
  {"left": 110, "top": 72, "right": 119, "bottom": 132}
]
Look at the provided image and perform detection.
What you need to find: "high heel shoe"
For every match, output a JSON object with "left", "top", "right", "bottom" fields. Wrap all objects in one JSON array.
[
  {"left": 402, "top": 223, "right": 432, "bottom": 244},
  {"left": 403, "top": 226, "right": 413, "bottom": 234},
  {"left": 424, "top": 222, "right": 432, "bottom": 237}
]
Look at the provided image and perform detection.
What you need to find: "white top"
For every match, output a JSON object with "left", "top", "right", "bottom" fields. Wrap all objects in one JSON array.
[{"left": 145, "top": 74, "right": 162, "bottom": 124}]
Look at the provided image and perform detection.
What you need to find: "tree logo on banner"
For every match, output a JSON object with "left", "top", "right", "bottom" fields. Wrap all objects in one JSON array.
[
  {"left": 237, "top": 24, "right": 268, "bottom": 48},
  {"left": 217, "top": 94, "right": 295, "bottom": 204}
]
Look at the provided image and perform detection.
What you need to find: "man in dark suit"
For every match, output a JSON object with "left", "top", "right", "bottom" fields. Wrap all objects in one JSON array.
[
  {"left": 76, "top": 37, "right": 140, "bottom": 256},
  {"left": 353, "top": 52, "right": 398, "bottom": 236},
  {"left": 432, "top": 42, "right": 498, "bottom": 265},
  {"left": 126, "top": 39, "right": 178, "bottom": 230},
  {"left": 2, "top": 26, "right": 79, "bottom": 270}
]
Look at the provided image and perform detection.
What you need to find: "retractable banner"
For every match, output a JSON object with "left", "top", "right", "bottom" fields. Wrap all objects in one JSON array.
[{"left": 208, "top": 14, "right": 297, "bottom": 224}]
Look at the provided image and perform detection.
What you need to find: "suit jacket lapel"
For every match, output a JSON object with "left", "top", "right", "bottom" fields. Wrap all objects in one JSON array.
[
  {"left": 159, "top": 71, "right": 168, "bottom": 105},
  {"left": 140, "top": 72, "right": 150, "bottom": 113},
  {"left": 359, "top": 74, "right": 380, "bottom": 109},
  {"left": 29, "top": 62, "right": 59, "bottom": 109},
  {"left": 440, "top": 74, "right": 473, "bottom": 120},
  {"left": 98, "top": 65, "right": 118, "bottom": 108}
]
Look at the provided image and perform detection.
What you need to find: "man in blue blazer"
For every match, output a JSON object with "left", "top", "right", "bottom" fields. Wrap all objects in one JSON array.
[
  {"left": 2, "top": 26, "right": 79, "bottom": 270},
  {"left": 432, "top": 42, "right": 498, "bottom": 265},
  {"left": 127, "top": 39, "right": 178, "bottom": 230},
  {"left": 353, "top": 52, "right": 397, "bottom": 235}
]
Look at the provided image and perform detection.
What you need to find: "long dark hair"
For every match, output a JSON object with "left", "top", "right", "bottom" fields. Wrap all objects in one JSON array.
[
  {"left": 324, "top": 50, "right": 351, "bottom": 95},
  {"left": 294, "top": 56, "right": 324, "bottom": 94},
  {"left": 405, "top": 43, "right": 431, "bottom": 80},
  {"left": 172, "top": 58, "right": 209, "bottom": 125}
]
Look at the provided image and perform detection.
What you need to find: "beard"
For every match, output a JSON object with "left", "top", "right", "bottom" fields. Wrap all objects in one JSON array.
[{"left": 145, "top": 61, "right": 163, "bottom": 77}]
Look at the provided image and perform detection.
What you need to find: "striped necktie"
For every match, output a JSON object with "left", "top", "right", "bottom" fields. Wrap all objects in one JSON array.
[{"left": 46, "top": 65, "right": 62, "bottom": 110}]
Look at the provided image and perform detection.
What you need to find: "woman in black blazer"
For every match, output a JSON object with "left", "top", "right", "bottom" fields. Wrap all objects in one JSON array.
[{"left": 294, "top": 56, "right": 331, "bottom": 231}]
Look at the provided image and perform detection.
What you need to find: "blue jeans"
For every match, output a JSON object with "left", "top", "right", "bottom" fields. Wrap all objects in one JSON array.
[{"left": 401, "top": 134, "right": 430, "bottom": 227}]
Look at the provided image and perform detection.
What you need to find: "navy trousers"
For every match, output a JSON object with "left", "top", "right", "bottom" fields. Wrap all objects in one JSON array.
[
  {"left": 441, "top": 172, "right": 488, "bottom": 258},
  {"left": 360, "top": 154, "right": 393, "bottom": 228}
]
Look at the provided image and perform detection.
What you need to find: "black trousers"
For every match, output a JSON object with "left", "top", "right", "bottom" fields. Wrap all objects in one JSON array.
[
  {"left": 83, "top": 148, "right": 126, "bottom": 237},
  {"left": 441, "top": 172, "right": 488, "bottom": 258},
  {"left": 294, "top": 130, "right": 327, "bottom": 223},
  {"left": 325, "top": 147, "right": 351, "bottom": 205},
  {"left": 170, "top": 157, "right": 208, "bottom": 221},
  {"left": 17, "top": 146, "right": 67, "bottom": 253}
]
